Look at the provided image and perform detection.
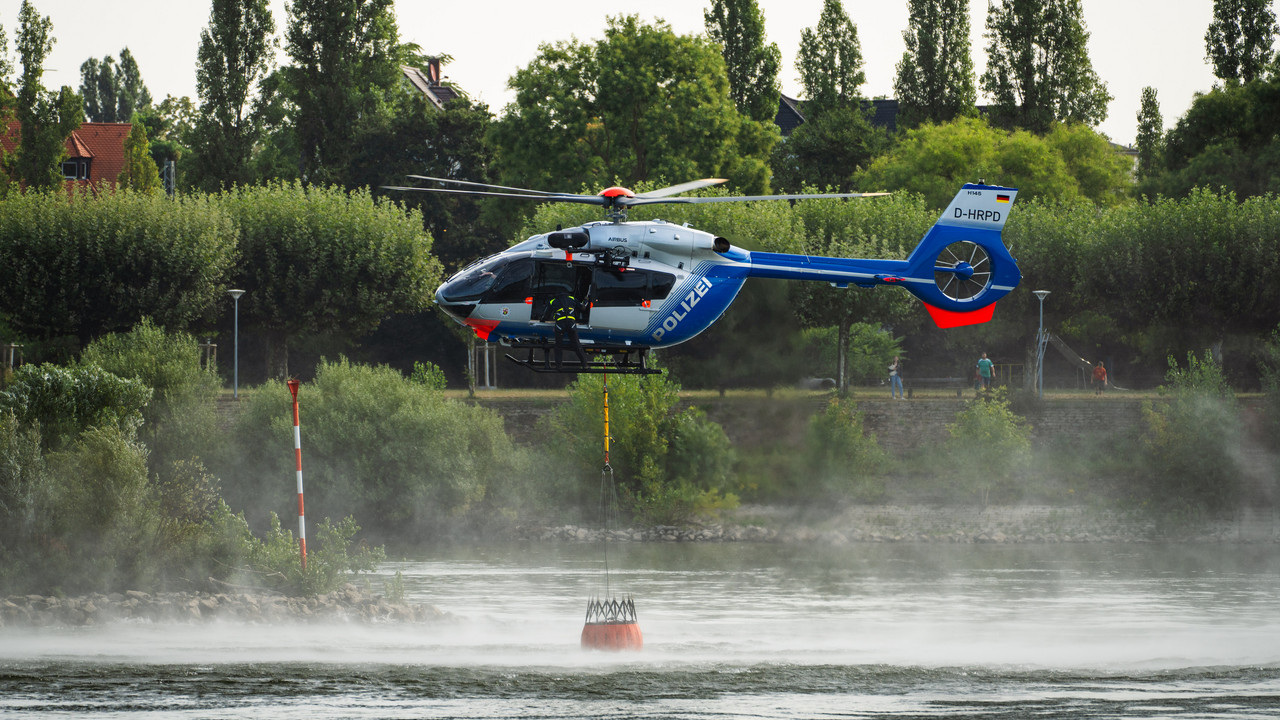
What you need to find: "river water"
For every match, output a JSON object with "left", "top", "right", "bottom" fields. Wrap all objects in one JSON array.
[{"left": 3, "top": 542, "right": 1279, "bottom": 718}]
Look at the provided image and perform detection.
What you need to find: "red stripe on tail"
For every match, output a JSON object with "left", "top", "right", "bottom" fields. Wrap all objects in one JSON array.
[{"left": 923, "top": 302, "right": 996, "bottom": 328}]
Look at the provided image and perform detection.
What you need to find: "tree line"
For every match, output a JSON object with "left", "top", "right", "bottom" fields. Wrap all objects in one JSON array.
[{"left": 0, "top": 0, "right": 1277, "bottom": 387}]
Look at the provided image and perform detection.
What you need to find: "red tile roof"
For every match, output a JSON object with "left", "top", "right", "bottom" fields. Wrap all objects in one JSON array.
[{"left": 1, "top": 120, "right": 133, "bottom": 189}]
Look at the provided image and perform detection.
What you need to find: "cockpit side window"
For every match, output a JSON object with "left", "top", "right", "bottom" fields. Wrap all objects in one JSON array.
[
  {"left": 440, "top": 256, "right": 505, "bottom": 301},
  {"left": 487, "top": 259, "right": 534, "bottom": 303}
]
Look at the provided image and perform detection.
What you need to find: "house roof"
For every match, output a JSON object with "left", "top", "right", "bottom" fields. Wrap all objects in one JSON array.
[
  {"left": 773, "top": 96, "right": 901, "bottom": 135},
  {"left": 2, "top": 120, "right": 132, "bottom": 188},
  {"left": 68, "top": 123, "right": 132, "bottom": 183},
  {"left": 774, "top": 94, "right": 806, "bottom": 137},
  {"left": 401, "top": 64, "right": 464, "bottom": 110}
]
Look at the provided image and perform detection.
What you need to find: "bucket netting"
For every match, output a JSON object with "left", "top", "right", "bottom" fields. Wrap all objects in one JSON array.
[{"left": 583, "top": 594, "right": 638, "bottom": 625}]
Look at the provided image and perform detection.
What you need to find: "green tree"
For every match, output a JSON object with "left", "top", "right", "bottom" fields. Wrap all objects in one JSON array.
[
  {"left": 80, "top": 318, "right": 223, "bottom": 477},
  {"left": 1135, "top": 86, "right": 1164, "bottom": 182},
  {"left": 489, "top": 14, "right": 775, "bottom": 195},
  {"left": 980, "top": 0, "right": 1111, "bottom": 133},
  {"left": 1147, "top": 74, "right": 1280, "bottom": 199},
  {"left": 704, "top": 0, "right": 782, "bottom": 124},
  {"left": 349, "top": 91, "right": 503, "bottom": 272},
  {"left": 216, "top": 183, "right": 440, "bottom": 379},
  {"left": 0, "top": 190, "right": 237, "bottom": 346},
  {"left": 115, "top": 48, "right": 151, "bottom": 120},
  {"left": 189, "top": 0, "right": 276, "bottom": 191},
  {"left": 894, "top": 0, "right": 977, "bottom": 128},
  {"left": 13, "top": 0, "right": 83, "bottom": 190},
  {"left": 805, "top": 396, "right": 885, "bottom": 500},
  {"left": 116, "top": 119, "right": 161, "bottom": 192},
  {"left": 77, "top": 48, "right": 150, "bottom": 123},
  {"left": 78, "top": 56, "right": 103, "bottom": 120},
  {"left": 1205, "top": 0, "right": 1277, "bottom": 83},
  {"left": 0, "top": 363, "right": 152, "bottom": 451},
  {"left": 856, "top": 117, "right": 1130, "bottom": 208},
  {"left": 795, "top": 0, "right": 866, "bottom": 117},
  {"left": 777, "top": 195, "right": 932, "bottom": 391},
  {"left": 769, "top": 105, "right": 887, "bottom": 193},
  {"left": 284, "top": 0, "right": 401, "bottom": 185}
]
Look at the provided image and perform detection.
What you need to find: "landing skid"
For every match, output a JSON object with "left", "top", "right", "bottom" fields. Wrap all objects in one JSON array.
[{"left": 504, "top": 346, "right": 662, "bottom": 375}]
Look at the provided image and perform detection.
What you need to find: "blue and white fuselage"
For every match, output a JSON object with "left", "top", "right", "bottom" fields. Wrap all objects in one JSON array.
[{"left": 435, "top": 184, "right": 1020, "bottom": 350}]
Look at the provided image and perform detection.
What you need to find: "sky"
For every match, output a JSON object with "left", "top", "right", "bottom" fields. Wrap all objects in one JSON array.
[{"left": 0, "top": 0, "right": 1261, "bottom": 148}]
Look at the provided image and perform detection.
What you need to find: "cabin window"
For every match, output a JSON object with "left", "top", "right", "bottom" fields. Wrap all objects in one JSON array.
[
  {"left": 591, "top": 268, "right": 677, "bottom": 306},
  {"left": 532, "top": 261, "right": 580, "bottom": 296},
  {"left": 592, "top": 268, "right": 649, "bottom": 306}
]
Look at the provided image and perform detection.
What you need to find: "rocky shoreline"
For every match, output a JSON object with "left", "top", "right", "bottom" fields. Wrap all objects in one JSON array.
[
  {"left": 517, "top": 503, "right": 1280, "bottom": 545},
  {"left": 6, "top": 505, "right": 1276, "bottom": 629},
  {"left": 0, "top": 583, "right": 446, "bottom": 629}
]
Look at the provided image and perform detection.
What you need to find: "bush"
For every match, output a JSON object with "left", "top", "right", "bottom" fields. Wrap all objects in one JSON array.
[
  {"left": 231, "top": 512, "right": 385, "bottom": 596},
  {"left": 1135, "top": 352, "right": 1243, "bottom": 530},
  {"left": 803, "top": 396, "right": 886, "bottom": 501},
  {"left": 80, "top": 318, "right": 224, "bottom": 475},
  {"left": 213, "top": 358, "right": 529, "bottom": 542},
  {"left": 0, "top": 363, "right": 152, "bottom": 450},
  {"left": 542, "top": 369, "right": 738, "bottom": 525},
  {"left": 942, "top": 389, "right": 1032, "bottom": 506}
]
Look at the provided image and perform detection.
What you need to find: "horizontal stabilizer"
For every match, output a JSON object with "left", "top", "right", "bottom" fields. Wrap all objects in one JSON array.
[{"left": 923, "top": 301, "right": 996, "bottom": 329}]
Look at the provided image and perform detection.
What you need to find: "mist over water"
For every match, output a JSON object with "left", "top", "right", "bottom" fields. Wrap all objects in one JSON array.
[{"left": 3, "top": 543, "right": 1280, "bottom": 718}]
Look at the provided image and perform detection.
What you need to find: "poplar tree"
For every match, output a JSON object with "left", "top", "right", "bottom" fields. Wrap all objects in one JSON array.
[
  {"left": 894, "top": 0, "right": 976, "bottom": 128},
  {"left": 115, "top": 48, "right": 151, "bottom": 121},
  {"left": 1205, "top": 0, "right": 1277, "bottom": 83},
  {"left": 14, "top": 0, "right": 83, "bottom": 191},
  {"left": 190, "top": 0, "right": 276, "bottom": 191},
  {"left": 796, "top": 0, "right": 865, "bottom": 117},
  {"left": 1135, "top": 86, "right": 1163, "bottom": 181},
  {"left": 980, "top": 0, "right": 1111, "bottom": 133},
  {"left": 117, "top": 120, "right": 161, "bottom": 193},
  {"left": 78, "top": 49, "right": 151, "bottom": 123},
  {"left": 284, "top": 0, "right": 401, "bottom": 185},
  {"left": 704, "top": 0, "right": 782, "bottom": 124}
]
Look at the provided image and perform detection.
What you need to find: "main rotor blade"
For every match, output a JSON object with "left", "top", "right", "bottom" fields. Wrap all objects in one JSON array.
[
  {"left": 634, "top": 178, "right": 728, "bottom": 199},
  {"left": 383, "top": 185, "right": 607, "bottom": 205},
  {"left": 623, "top": 191, "right": 890, "bottom": 206},
  {"left": 405, "top": 175, "right": 573, "bottom": 198}
]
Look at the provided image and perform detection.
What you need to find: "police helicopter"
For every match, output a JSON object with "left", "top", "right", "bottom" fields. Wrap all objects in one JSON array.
[{"left": 387, "top": 176, "right": 1020, "bottom": 375}]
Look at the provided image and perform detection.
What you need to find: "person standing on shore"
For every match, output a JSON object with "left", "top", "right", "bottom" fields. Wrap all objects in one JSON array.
[
  {"left": 1092, "top": 361, "right": 1108, "bottom": 395},
  {"left": 889, "top": 356, "right": 904, "bottom": 399},
  {"left": 976, "top": 352, "right": 994, "bottom": 393}
]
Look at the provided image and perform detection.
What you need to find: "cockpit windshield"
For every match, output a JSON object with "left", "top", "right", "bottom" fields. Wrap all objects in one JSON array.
[{"left": 440, "top": 255, "right": 507, "bottom": 301}]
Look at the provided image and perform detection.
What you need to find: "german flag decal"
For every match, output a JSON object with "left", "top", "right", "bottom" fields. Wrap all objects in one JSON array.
[{"left": 996, "top": 194, "right": 1011, "bottom": 203}]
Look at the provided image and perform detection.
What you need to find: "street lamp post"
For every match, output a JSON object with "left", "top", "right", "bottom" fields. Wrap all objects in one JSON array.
[
  {"left": 228, "top": 289, "right": 245, "bottom": 399},
  {"left": 1032, "top": 290, "right": 1050, "bottom": 400}
]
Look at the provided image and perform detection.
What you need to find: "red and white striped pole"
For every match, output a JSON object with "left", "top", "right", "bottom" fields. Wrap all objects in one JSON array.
[{"left": 286, "top": 379, "right": 307, "bottom": 570}]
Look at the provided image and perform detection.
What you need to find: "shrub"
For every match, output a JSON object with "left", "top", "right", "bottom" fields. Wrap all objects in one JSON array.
[
  {"left": 213, "top": 358, "right": 528, "bottom": 541},
  {"left": 1135, "top": 351, "right": 1243, "bottom": 530},
  {"left": 541, "top": 370, "right": 737, "bottom": 525},
  {"left": 942, "top": 389, "right": 1032, "bottom": 507},
  {"left": 0, "top": 363, "right": 152, "bottom": 450},
  {"left": 230, "top": 512, "right": 385, "bottom": 596},
  {"left": 804, "top": 396, "right": 887, "bottom": 502},
  {"left": 80, "top": 318, "right": 224, "bottom": 474}
]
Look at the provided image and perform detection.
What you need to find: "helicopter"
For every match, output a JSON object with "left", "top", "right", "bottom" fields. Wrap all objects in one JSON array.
[{"left": 388, "top": 177, "right": 1020, "bottom": 375}]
